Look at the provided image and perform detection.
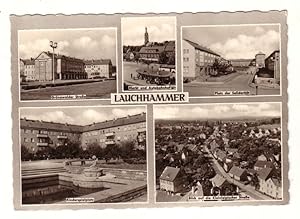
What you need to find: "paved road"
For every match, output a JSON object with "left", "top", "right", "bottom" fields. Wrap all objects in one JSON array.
[
  {"left": 21, "top": 80, "right": 116, "bottom": 100},
  {"left": 184, "top": 73, "right": 280, "bottom": 97},
  {"left": 203, "top": 146, "right": 270, "bottom": 200}
]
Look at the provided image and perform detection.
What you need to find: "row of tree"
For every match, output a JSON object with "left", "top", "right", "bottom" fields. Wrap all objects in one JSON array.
[{"left": 21, "top": 140, "right": 146, "bottom": 162}]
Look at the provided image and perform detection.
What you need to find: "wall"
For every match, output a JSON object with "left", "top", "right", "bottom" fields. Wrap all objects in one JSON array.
[{"left": 182, "top": 40, "right": 195, "bottom": 79}]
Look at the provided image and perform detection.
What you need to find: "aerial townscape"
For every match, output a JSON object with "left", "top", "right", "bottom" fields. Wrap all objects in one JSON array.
[
  {"left": 20, "top": 107, "right": 147, "bottom": 204},
  {"left": 182, "top": 25, "right": 280, "bottom": 96},
  {"left": 155, "top": 104, "right": 282, "bottom": 202},
  {"left": 122, "top": 17, "right": 176, "bottom": 90},
  {"left": 19, "top": 28, "right": 117, "bottom": 100}
]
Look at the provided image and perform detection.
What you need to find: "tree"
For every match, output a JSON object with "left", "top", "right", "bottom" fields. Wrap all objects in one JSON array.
[
  {"left": 158, "top": 51, "right": 168, "bottom": 64},
  {"left": 21, "top": 145, "right": 33, "bottom": 161}
]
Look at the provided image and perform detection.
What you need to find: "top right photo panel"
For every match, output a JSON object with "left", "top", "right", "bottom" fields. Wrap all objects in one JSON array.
[{"left": 182, "top": 24, "right": 281, "bottom": 97}]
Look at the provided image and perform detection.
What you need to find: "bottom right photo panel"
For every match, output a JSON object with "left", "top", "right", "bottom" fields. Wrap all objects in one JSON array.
[{"left": 154, "top": 102, "right": 283, "bottom": 203}]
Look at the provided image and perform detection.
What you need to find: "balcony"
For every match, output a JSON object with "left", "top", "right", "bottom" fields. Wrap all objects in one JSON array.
[
  {"left": 37, "top": 134, "right": 48, "bottom": 138},
  {"left": 105, "top": 140, "right": 115, "bottom": 145},
  {"left": 57, "top": 135, "right": 68, "bottom": 139},
  {"left": 105, "top": 132, "right": 115, "bottom": 137},
  {"left": 37, "top": 142, "right": 49, "bottom": 147}
]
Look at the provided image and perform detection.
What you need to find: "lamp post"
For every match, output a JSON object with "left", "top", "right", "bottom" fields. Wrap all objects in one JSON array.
[{"left": 49, "top": 41, "right": 58, "bottom": 84}]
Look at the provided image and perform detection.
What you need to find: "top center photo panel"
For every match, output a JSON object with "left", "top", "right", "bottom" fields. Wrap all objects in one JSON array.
[{"left": 121, "top": 16, "right": 177, "bottom": 92}]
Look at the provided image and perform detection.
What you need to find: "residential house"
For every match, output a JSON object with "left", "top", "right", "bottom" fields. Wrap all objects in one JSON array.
[
  {"left": 228, "top": 166, "right": 248, "bottom": 181},
  {"left": 159, "top": 166, "right": 185, "bottom": 193},
  {"left": 257, "top": 167, "right": 282, "bottom": 199},
  {"left": 254, "top": 160, "right": 274, "bottom": 171}
]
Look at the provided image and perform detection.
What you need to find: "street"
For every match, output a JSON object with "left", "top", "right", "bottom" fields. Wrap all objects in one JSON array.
[
  {"left": 184, "top": 72, "right": 280, "bottom": 97},
  {"left": 21, "top": 80, "right": 116, "bottom": 100},
  {"left": 203, "top": 145, "right": 271, "bottom": 200}
]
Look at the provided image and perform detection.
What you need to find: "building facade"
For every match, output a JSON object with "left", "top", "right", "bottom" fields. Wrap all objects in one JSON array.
[
  {"left": 265, "top": 50, "right": 280, "bottom": 81},
  {"left": 23, "top": 59, "right": 36, "bottom": 81},
  {"left": 182, "top": 39, "right": 221, "bottom": 81},
  {"left": 255, "top": 52, "right": 266, "bottom": 68},
  {"left": 84, "top": 59, "right": 113, "bottom": 79},
  {"left": 159, "top": 166, "right": 185, "bottom": 193},
  {"left": 34, "top": 51, "right": 86, "bottom": 81},
  {"left": 20, "top": 119, "right": 82, "bottom": 153},
  {"left": 20, "top": 113, "right": 147, "bottom": 153}
]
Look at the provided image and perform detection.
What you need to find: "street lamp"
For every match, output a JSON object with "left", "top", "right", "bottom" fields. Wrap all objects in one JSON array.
[{"left": 50, "top": 41, "right": 58, "bottom": 84}]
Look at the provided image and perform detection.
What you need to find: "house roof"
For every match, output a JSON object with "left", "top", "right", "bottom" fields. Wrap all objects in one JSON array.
[
  {"left": 84, "top": 59, "right": 112, "bottom": 65},
  {"left": 184, "top": 39, "right": 220, "bottom": 57},
  {"left": 20, "top": 112, "right": 146, "bottom": 133},
  {"left": 216, "top": 150, "right": 227, "bottom": 161},
  {"left": 139, "top": 46, "right": 165, "bottom": 54},
  {"left": 225, "top": 148, "right": 238, "bottom": 154},
  {"left": 23, "top": 59, "right": 35, "bottom": 65},
  {"left": 36, "top": 51, "right": 84, "bottom": 63},
  {"left": 229, "top": 166, "right": 246, "bottom": 177},
  {"left": 82, "top": 113, "right": 146, "bottom": 132},
  {"left": 257, "top": 167, "right": 273, "bottom": 180},
  {"left": 20, "top": 118, "right": 83, "bottom": 133},
  {"left": 211, "top": 174, "right": 227, "bottom": 187},
  {"left": 159, "top": 166, "right": 181, "bottom": 181},
  {"left": 265, "top": 50, "right": 280, "bottom": 61},
  {"left": 254, "top": 160, "right": 274, "bottom": 169}
]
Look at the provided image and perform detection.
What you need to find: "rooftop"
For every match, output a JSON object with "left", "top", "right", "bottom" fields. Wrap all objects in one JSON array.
[
  {"left": 159, "top": 166, "right": 181, "bottom": 182},
  {"left": 211, "top": 174, "right": 227, "bottom": 187},
  {"left": 84, "top": 59, "right": 112, "bottom": 65},
  {"left": 229, "top": 166, "right": 246, "bottom": 177},
  {"left": 257, "top": 167, "right": 273, "bottom": 181},
  {"left": 184, "top": 39, "right": 220, "bottom": 57},
  {"left": 20, "top": 113, "right": 146, "bottom": 133}
]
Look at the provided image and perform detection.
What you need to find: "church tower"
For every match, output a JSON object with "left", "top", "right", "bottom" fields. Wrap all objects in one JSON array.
[{"left": 144, "top": 27, "right": 149, "bottom": 45}]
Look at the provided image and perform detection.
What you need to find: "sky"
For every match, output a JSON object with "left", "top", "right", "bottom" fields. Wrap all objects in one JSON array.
[
  {"left": 20, "top": 106, "right": 146, "bottom": 126},
  {"left": 122, "top": 16, "right": 176, "bottom": 46},
  {"left": 154, "top": 103, "right": 281, "bottom": 120},
  {"left": 183, "top": 24, "right": 280, "bottom": 59},
  {"left": 19, "top": 28, "right": 117, "bottom": 65}
]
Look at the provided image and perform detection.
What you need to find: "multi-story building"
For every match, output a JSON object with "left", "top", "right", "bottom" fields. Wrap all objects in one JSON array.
[
  {"left": 19, "top": 59, "right": 26, "bottom": 82},
  {"left": 257, "top": 167, "right": 282, "bottom": 199},
  {"left": 182, "top": 39, "right": 221, "bottom": 81},
  {"left": 255, "top": 52, "right": 266, "bottom": 69},
  {"left": 138, "top": 27, "right": 175, "bottom": 63},
  {"left": 20, "top": 113, "right": 146, "bottom": 153},
  {"left": 34, "top": 51, "right": 86, "bottom": 81},
  {"left": 22, "top": 58, "right": 36, "bottom": 81},
  {"left": 20, "top": 119, "right": 82, "bottom": 153},
  {"left": 139, "top": 46, "right": 165, "bottom": 62},
  {"left": 84, "top": 59, "right": 113, "bottom": 79},
  {"left": 265, "top": 50, "right": 280, "bottom": 81}
]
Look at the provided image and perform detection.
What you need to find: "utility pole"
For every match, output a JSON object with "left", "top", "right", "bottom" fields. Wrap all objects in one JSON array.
[{"left": 50, "top": 41, "right": 58, "bottom": 85}]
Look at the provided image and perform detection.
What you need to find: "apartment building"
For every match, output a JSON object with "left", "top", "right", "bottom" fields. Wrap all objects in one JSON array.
[{"left": 20, "top": 113, "right": 147, "bottom": 153}]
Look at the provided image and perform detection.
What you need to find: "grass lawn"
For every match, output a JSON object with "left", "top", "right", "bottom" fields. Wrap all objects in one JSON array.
[{"left": 21, "top": 80, "right": 116, "bottom": 100}]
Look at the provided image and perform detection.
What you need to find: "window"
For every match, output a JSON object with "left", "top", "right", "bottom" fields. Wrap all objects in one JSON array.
[
  {"left": 31, "top": 138, "right": 35, "bottom": 143},
  {"left": 24, "top": 138, "right": 29, "bottom": 143},
  {"left": 25, "top": 129, "right": 31, "bottom": 134}
]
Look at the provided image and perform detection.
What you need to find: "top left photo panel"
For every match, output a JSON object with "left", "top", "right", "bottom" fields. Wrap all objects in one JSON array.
[{"left": 18, "top": 27, "right": 117, "bottom": 101}]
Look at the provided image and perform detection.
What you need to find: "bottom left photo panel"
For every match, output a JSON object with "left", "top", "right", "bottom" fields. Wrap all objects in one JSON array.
[{"left": 18, "top": 105, "right": 148, "bottom": 205}]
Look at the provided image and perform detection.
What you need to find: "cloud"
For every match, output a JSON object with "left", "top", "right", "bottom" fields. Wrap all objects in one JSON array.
[
  {"left": 122, "top": 17, "right": 176, "bottom": 45},
  {"left": 80, "top": 109, "right": 107, "bottom": 124},
  {"left": 112, "top": 108, "right": 145, "bottom": 118},
  {"left": 22, "top": 110, "right": 75, "bottom": 124},
  {"left": 72, "top": 36, "right": 99, "bottom": 51},
  {"left": 19, "top": 38, "right": 70, "bottom": 58},
  {"left": 210, "top": 30, "right": 280, "bottom": 59},
  {"left": 155, "top": 103, "right": 281, "bottom": 120},
  {"left": 154, "top": 106, "right": 180, "bottom": 120}
]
